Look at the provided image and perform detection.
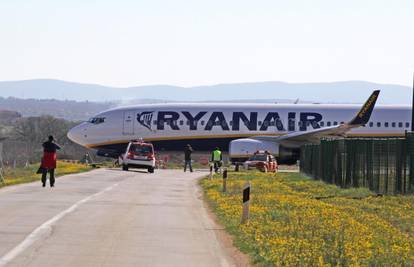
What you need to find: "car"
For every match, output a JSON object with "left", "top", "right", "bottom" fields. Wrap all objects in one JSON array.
[
  {"left": 119, "top": 140, "right": 156, "bottom": 173},
  {"left": 244, "top": 151, "right": 278, "bottom": 173}
]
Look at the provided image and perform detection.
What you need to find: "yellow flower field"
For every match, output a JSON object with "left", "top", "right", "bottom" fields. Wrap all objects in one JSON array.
[{"left": 201, "top": 172, "right": 414, "bottom": 266}]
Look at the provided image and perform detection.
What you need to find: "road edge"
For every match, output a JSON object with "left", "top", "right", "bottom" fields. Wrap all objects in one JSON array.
[{"left": 197, "top": 176, "right": 251, "bottom": 267}]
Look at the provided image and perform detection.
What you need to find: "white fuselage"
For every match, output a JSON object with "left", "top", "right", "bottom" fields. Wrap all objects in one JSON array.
[{"left": 67, "top": 103, "right": 411, "bottom": 156}]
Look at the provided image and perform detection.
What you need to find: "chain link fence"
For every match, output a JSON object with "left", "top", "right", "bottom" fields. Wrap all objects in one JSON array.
[{"left": 300, "top": 134, "right": 414, "bottom": 195}]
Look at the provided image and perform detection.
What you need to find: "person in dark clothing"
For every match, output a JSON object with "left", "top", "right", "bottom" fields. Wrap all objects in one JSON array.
[
  {"left": 41, "top": 135, "right": 61, "bottom": 187},
  {"left": 184, "top": 144, "right": 193, "bottom": 172}
]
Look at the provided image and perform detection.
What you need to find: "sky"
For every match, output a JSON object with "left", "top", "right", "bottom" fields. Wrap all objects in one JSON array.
[{"left": 0, "top": 0, "right": 413, "bottom": 87}]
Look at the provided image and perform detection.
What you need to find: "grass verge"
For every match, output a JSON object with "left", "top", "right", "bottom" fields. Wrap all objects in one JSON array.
[
  {"left": 1, "top": 161, "right": 93, "bottom": 187},
  {"left": 201, "top": 171, "right": 414, "bottom": 266}
]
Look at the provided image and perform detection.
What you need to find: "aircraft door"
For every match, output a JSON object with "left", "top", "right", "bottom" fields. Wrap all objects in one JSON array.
[{"left": 123, "top": 111, "right": 135, "bottom": 135}]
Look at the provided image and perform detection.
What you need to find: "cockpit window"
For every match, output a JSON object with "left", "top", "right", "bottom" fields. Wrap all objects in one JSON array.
[{"left": 88, "top": 117, "right": 106, "bottom": 124}]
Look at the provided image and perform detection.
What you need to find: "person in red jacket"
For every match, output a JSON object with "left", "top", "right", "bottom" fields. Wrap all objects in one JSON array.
[{"left": 41, "top": 135, "right": 61, "bottom": 187}]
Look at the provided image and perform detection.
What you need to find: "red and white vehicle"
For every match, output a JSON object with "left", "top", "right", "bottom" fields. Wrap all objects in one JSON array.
[
  {"left": 119, "top": 141, "right": 156, "bottom": 173},
  {"left": 243, "top": 151, "right": 278, "bottom": 173}
]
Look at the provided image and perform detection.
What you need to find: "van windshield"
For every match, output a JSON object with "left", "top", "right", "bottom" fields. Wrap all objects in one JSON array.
[{"left": 129, "top": 144, "right": 153, "bottom": 155}]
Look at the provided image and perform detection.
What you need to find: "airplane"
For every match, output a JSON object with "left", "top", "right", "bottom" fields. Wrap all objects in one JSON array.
[{"left": 67, "top": 90, "right": 411, "bottom": 164}]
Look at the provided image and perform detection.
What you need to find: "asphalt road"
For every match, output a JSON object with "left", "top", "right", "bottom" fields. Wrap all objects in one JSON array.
[{"left": 0, "top": 169, "right": 234, "bottom": 267}]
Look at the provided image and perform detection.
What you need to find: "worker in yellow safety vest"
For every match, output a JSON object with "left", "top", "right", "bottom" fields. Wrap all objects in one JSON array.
[{"left": 211, "top": 147, "right": 222, "bottom": 173}]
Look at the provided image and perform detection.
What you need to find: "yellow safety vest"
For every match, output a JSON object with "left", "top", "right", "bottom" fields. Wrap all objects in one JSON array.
[{"left": 213, "top": 150, "right": 221, "bottom": 161}]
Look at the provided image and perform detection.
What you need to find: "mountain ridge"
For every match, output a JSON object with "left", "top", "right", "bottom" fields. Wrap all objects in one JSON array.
[{"left": 0, "top": 79, "right": 411, "bottom": 104}]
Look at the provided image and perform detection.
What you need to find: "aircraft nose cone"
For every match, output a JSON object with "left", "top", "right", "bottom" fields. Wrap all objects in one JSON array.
[{"left": 67, "top": 124, "right": 86, "bottom": 146}]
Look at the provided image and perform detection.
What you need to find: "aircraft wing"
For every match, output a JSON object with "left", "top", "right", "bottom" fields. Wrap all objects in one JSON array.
[{"left": 252, "top": 90, "right": 380, "bottom": 148}]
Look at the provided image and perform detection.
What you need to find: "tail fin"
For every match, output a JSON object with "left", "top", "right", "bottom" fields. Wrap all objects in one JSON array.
[{"left": 349, "top": 90, "right": 380, "bottom": 126}]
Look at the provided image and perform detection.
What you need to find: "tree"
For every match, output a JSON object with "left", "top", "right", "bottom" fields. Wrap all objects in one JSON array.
[{"left": 12, "top": 116, "right": 84, "bottom": 163}]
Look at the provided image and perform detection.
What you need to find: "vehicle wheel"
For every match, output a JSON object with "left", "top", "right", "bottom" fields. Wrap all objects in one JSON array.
[
  {"left": 122, "top": 165, "right": 129, "bottom": 171},
  {"left": 148, "top": 167, "right": 154, "bottom": 173}
]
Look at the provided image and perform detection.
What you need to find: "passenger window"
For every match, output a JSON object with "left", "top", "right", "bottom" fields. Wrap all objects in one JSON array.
[
  {"left": 229, "top": 121, "right": 233, "bottom": 126},
  {"left": 369, "top": 122, "right": 373, "bottom": 127},
  {"left": 258, "top": 121, "right": 262, "bottom": 126},
  {"left": 320, "top": 121, "right": 324, "bottom": 127},
  {"left": 399, "top": 122, "right": 403, "bottom": 128},
  {"left": 179, "top": 120, "right": 184, "bottom": 126},
  {"left": 377, "top": 122, "right": 381, "bottom": 127},
  {"left": 385, "top": 122, "right": 389, "bottom": 127},
  {"left": 186, "top": 120, "right": 190, "bottom": 125},
  {"left": 406, "top": 122, "right": 410, "bottom": 128},
  {"left": 340, "top": 121, "right": 344, "bottom": 125},
  {"left": 327, "top": 121, "right": 331, "bottom": 126},
  {"left": 153, "top": 120, "right": 157, "bottom": 125},
  {"left": 333, "top": 121, "right": 338, "bottom": 126},
  {"left": 392, "top": 122, "right": 396, "bottom": 128}
]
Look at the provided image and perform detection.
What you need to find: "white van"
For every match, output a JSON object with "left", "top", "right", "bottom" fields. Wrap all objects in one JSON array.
[{"left": 119, "top": 141, "right": 156, "bottom": 173}]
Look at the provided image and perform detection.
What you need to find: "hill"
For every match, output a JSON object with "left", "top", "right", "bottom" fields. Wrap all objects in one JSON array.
[
  {"left": 0, "top": 97, "right": 113, "bottom": 121},
  {"left": 0, "top": 79, "right": 411, "bottom": 104},
  {"left": 0, "top": 110, "right": 21, "bottom": 124}
]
